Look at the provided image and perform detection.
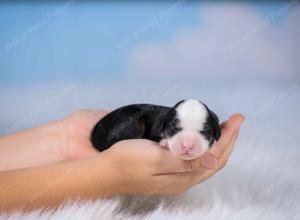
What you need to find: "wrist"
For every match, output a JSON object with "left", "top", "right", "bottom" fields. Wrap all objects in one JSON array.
[
  {"left": 33, "top": 119, "right": 68, "bottom": 163},
  {"left": 53, "top": 119, "right": 70, "bottom": 162}
]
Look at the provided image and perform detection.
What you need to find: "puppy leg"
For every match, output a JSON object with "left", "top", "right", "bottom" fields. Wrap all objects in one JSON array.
[{"left": 159, "top": 139, "right": 169, "bottom": 149}]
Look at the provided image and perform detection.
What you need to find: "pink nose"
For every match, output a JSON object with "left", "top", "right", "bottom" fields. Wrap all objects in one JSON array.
[{"left": 180, "top": 140, "right": 196, "bottom": 152}]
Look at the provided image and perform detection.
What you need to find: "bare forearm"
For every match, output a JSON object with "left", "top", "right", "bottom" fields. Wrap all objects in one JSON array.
[
  {"left": 0, "top": 121, "right": 66, "bottom": 171},
  {"left": 0, "top": 153, "right": 117, "bottom": 213}
]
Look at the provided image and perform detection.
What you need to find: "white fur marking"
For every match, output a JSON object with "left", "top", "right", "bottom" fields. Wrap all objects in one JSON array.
[{"left": 176, "top": 99, "right": 208, "bottom": 131}]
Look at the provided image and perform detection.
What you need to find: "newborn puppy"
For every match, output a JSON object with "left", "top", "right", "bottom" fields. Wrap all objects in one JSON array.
[{"left": 91, "top": 99, "right": 221, "bottom": 160}]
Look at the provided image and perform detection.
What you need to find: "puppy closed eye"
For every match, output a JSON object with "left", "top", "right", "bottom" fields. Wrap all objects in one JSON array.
[
  {"left": 165, "top": 120, "right": 182, "bottom": 136},
  {"left": 200, "top": 124, "right": 212, "bottom": 140}
]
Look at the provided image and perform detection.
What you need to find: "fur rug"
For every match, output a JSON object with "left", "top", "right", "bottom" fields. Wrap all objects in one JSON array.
[
  {"left": 1, "top": 83, "right": 299, "bottom": 219},
  {"left": 2, "top": 121, "right": 300, "bottom": 220}
]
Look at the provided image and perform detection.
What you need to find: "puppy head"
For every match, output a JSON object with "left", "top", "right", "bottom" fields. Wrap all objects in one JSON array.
[{"left": 160, "top": 99, "right": 221, "bottom": 160}]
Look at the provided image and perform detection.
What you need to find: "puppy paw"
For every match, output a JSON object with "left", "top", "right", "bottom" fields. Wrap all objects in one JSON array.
[{"left": 159, "top": 139, "right": 169, "bottom": 149}]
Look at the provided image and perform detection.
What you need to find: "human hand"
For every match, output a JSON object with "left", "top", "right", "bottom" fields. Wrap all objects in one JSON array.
[
  {"left": 61, "top": 110, "right": 109, "bottom": 161},
  {"left": 102, "top": 114, "right": 245, "bottom": 196},
  {"left": 0, "top": 109, "right": 108, "bottom": 171}
]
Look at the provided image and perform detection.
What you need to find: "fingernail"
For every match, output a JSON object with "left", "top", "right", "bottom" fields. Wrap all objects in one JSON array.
[
  {"left": 239, "top": 115, "right": 246, "bottom": 123},
  {"left": 235, "top": 116, "right": 245, "bottom": 127}
]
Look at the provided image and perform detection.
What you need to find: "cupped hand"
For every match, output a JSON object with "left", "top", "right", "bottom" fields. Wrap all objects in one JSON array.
[
  {"left": 61, "top": 110, "right": 244, "bottom": 195},
  {"left": 103, "top": 114, "right": 245, "bottom": 196},
  {"left": 61, "top": 110, "right": 109, "bottom": 161}
]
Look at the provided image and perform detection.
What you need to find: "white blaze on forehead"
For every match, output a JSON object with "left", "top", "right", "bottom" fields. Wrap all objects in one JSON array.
[{"left": 176, "top": 99, "right": 208, "bottom": 131}]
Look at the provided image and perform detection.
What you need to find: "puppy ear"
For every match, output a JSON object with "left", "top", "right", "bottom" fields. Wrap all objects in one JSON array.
[
  {"left": 152, "top": 119, "right": 165, "bottom": 134},
  {"left": 209, "top": 110, "right": 221, "bottom": 141},
  {"left": 174, "top": 100, "right": 185, "bottom": 108}
]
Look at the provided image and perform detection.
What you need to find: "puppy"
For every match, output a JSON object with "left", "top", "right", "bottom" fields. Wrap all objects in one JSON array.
[{"left": 91, "top": 99, "right": 221, "bottom": 160}]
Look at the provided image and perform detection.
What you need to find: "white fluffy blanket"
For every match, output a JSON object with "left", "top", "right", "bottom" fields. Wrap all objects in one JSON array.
[
  {"left": 2, "top": 123, "right": 300, "bottom": 220},
  {"left": 1, "top": 82, "right": 299, "bottom": 220}
]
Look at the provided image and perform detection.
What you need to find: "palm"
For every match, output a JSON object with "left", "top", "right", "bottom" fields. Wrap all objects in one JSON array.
[{"left": 62, "top": 110, "right": 108, "bottom": 161}]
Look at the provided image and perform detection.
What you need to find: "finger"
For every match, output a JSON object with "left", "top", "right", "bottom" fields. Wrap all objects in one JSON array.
[
  {"left": 211, "top": 114, "right": 244, "bottom": 156},
  {"left": 219, "top": 120, "right": 228, "bottom": 129},
  {"left": 216, "top": 131, "right": 239, "bottom": 170},
  {"left": 86, "top": 109, "right": 110, "bottom": 120},
  {"left": 154, "top": 170, "right": 204, "bottom": 195},
  {"left": 80, "top": 109, "right": 110, "bottom": 129},
  {"left": 157, "top": 150, "right": 218, "bottom": 174},
  {"left": 195, "top": 132, "right": 240, "bottom": 184},
  {"left": 208, "top": 113, "right": 245, "bottom": 158}
]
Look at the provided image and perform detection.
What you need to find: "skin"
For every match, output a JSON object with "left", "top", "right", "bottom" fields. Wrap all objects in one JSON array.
[{"left": 0, "top": 110, "right": 244, "bottom": 213}]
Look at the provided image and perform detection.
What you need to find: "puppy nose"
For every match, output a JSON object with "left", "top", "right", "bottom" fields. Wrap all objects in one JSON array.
[{"left": 181, "top": 141, "right": 196, "bottom": 151}]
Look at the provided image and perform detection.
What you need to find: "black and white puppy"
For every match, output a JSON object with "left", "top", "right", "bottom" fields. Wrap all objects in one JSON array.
[{"left": 91, "top": 99, "right": 221, "bottom": 160}]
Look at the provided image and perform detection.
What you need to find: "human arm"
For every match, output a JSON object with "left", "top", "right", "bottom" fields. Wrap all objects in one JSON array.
[
  {"left": 0, "top": 113, "right": 244, "bottom": 213},
  {"left": 0, "top": 110, "right": 108, "bottom": 171},
  {"left": 0, "top": 151, "right": 117, "bottom": 213}
]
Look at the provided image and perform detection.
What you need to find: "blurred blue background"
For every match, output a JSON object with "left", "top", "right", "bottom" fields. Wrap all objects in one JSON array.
[{"left": 0, "top": 1, "right": 299, "bottom": 140}]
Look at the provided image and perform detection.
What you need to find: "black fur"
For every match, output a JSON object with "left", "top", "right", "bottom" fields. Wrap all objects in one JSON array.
[
  {"left": 200, "top": 102, "right": 221, "bottom": 146},
  {"left": 91, "top": 104, "right": 169, "bottom": 151}
]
